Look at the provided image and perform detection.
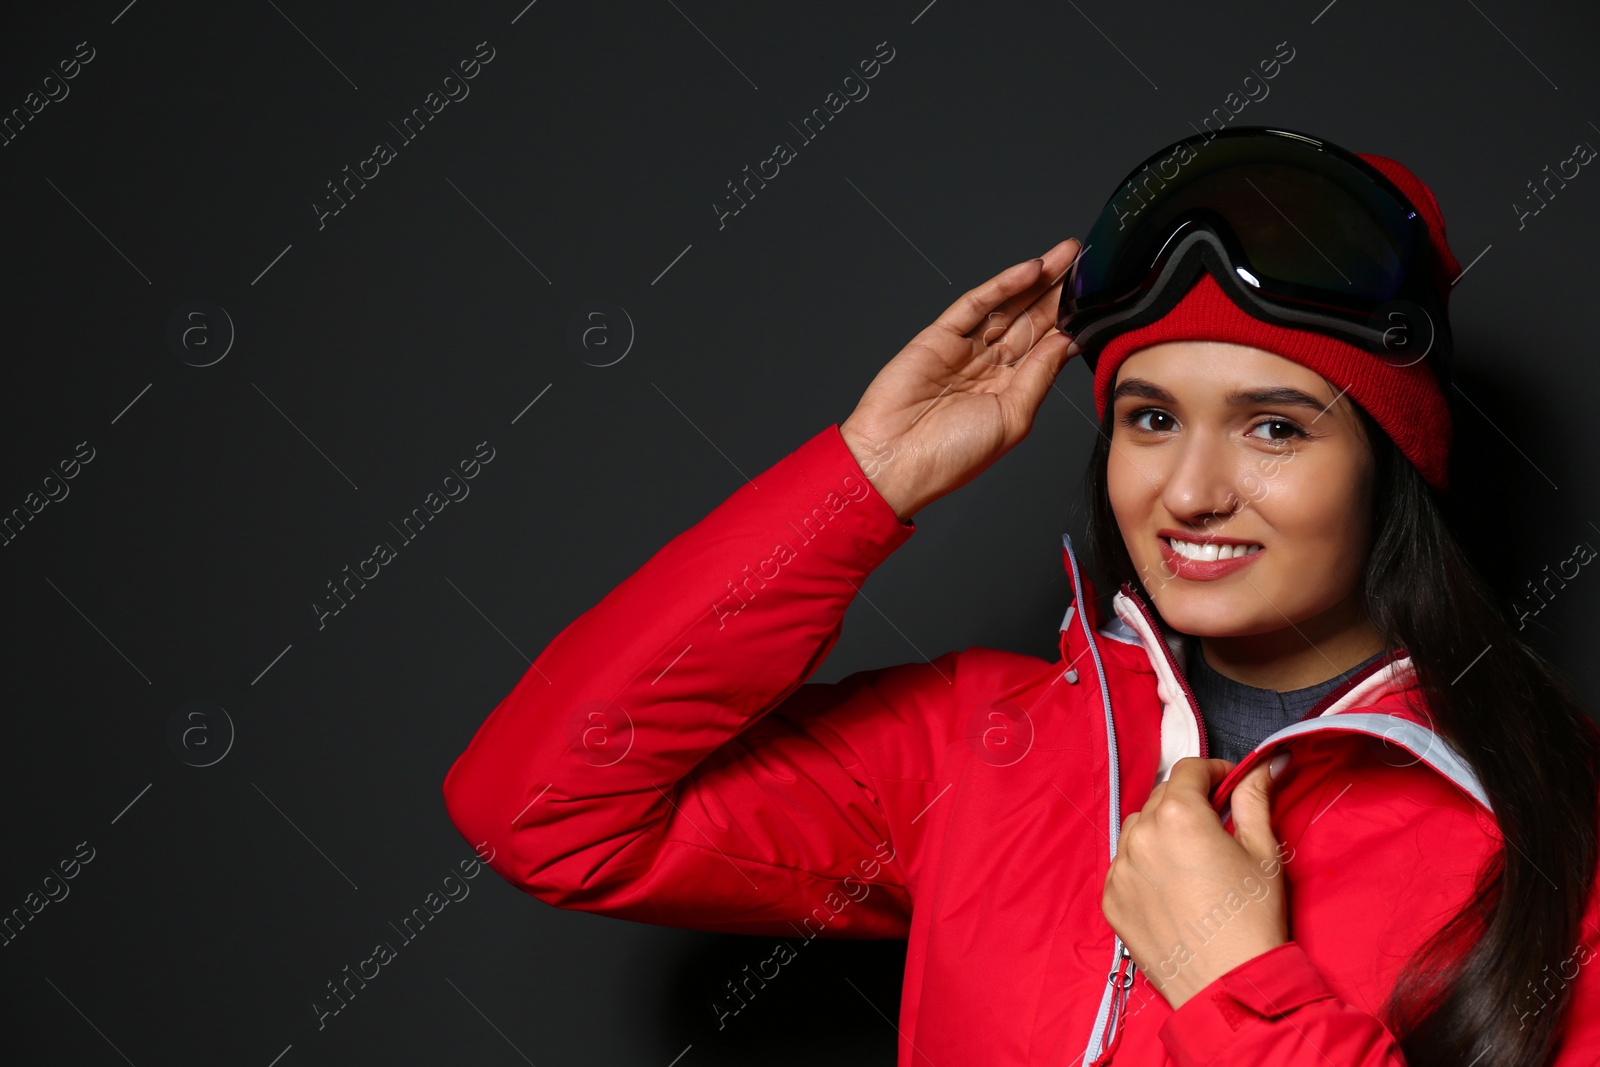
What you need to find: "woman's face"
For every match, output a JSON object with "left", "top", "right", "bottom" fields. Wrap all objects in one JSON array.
[{"left": 1106, "top": 340, "right": 1376, "bottom": 639}]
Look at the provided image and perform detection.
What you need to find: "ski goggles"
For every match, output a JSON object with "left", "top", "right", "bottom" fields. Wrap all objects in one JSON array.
[{"left": 1056, "top": 126, "right": 1452, "bottom": 382}]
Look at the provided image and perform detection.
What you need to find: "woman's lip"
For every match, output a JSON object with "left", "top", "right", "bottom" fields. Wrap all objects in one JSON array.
[{"left": 1158, "top": 536, "right": 1265, "bottom": 581}]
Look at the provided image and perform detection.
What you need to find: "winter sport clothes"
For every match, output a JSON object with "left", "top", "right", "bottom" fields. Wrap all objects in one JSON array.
[{"left": 442, "top": 423, "right": 1600, "bottom": 1065}]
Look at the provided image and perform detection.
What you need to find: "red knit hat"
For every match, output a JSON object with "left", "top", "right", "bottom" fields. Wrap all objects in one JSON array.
[{"left": 1090, "top": 152, "right": 1461, "bottom": 493}]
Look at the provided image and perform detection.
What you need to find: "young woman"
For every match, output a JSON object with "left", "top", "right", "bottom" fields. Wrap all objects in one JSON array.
[{"left": 443, "top": 128, "right": 1600, "bottom": 1065}]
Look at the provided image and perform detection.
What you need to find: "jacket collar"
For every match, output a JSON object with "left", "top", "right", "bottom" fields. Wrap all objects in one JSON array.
[{"left": 1058, "top": 532, "right": 1431, "bottom": 782}]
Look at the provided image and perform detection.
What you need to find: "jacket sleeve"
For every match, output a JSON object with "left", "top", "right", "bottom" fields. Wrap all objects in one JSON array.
[
  {"left": 441, "top": 424, "right": 958, "bottom": 939},
  {"left": 1156, "top": 941, "right": 1409, "bottom": 1067},
  {"left": 1157, "top": 932, "right": 1600, "bottom": 1065}
]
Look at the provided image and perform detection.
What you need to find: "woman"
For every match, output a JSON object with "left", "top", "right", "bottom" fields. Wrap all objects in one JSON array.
[{"left": 442, "top": 127, "right": 1600, "bottom": 1065}]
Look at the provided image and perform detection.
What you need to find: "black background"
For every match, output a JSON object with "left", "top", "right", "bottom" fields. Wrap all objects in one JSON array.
[{"left": 3, "top": 0, "right": 1598, "bottom": 1063}]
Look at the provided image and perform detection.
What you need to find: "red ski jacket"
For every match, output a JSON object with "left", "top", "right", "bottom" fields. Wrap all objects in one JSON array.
[{"left": 442, "top": 424, "right": 1600, "bottom": 1065}]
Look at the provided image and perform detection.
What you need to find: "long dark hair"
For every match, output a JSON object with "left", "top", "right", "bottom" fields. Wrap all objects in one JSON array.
[{"left": 1081, "top": 394, "right": 1599, "bottom": 1065}]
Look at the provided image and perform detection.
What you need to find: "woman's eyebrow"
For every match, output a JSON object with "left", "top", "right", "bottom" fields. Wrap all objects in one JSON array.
[
  {"left": 1223, "top": 386, "right": 1329, "bottom": 411},
  {"left": 1111, "top": 378, "right": 1330, "bottom": 411},
  {"left": 1110, "top": 379, "right": 1175, "bottom": 403}
]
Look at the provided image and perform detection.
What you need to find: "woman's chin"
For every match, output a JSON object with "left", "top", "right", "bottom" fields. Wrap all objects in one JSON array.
[{"left": 1144, "top": 586, "right": 1279, "bottom": 639}]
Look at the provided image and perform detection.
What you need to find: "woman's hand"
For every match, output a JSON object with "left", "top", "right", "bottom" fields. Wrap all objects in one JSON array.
[
  {"left": 838, "top": 238, "right": 1083, "bottom": 523},
  {"left": 1101, "top": 755, "right": 1293, "bottom": 1010}
]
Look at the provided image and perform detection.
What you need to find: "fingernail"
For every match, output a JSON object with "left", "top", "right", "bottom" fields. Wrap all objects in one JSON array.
[{"left": 1268, "top": 751, "right": 1290, "bottom": 780}]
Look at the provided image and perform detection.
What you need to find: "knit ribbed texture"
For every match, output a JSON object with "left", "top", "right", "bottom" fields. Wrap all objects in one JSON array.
[
  {"left": 1186, "top": 642, "right": 1389, "bottom": 764},
  {"left": 1089, "top": 151, "right": 1460, "bottom": 494}
]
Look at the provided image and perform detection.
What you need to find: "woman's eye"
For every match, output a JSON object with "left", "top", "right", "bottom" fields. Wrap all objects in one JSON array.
[
  {"left": 1248, "top": 419, "right": 1304, "bottom": 443},
  {"left": 1129, "top": 410, "right": 1176, "bottom": 433}
]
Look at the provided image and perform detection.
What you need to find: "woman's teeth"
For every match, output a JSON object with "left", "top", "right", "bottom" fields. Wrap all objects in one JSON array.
[{"left": 1165, "top": 537, "right": 1262, "bottom": 562}]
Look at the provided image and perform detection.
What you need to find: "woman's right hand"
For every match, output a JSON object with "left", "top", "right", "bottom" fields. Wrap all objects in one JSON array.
[{"left": 839, "top": 237, "right": 1084, "bottom": 523}]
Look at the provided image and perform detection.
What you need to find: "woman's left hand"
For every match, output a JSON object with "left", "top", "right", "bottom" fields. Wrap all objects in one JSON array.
[{"left": 1100, "top": 755, "right": 1292, "bottom": 1010}]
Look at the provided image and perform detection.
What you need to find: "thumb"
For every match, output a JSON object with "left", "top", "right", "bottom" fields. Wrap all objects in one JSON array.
[{"left": 1228, "top": 757, "right": 1283, "bottom": 865}]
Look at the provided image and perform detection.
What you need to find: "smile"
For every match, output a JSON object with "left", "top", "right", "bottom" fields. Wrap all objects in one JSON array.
[
  {"left": 1157, "top": 533, "right": 1266, "bottom": 581},
  {"left": 1163, "top": 536, "right": 1263, "bottom": 561}
]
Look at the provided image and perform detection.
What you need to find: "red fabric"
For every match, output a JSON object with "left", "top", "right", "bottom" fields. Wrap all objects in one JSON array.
[
  {"left": 1091, "top": 152, "right": 1460, "bottom": 494},
  {"left": 1157, "top": 942, "right": 1407, "bottom": 1067},
  {"left": 442, "top": 424, "right": 1600, "bottom": 1065}
]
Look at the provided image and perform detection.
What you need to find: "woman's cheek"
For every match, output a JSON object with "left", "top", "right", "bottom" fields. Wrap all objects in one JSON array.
[
  {"left": 1260, "top": 465, "right": 1364, "bottom": 616},
  {"left": 1108, "top": 451, "right": 1160, "bottom": 572}
]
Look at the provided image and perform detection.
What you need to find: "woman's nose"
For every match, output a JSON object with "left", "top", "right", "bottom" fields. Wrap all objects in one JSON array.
[{"left": 1160, "top": 433, "right": 1242, "bottom": 525}]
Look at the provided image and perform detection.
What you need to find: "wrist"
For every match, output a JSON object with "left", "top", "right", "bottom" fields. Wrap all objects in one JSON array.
[
  {"left": 838, "top": 422, "right": 916, "bottom": 523},
  {"left": 1154, "top": 934, "right": 1290, "bottom": 1011}
]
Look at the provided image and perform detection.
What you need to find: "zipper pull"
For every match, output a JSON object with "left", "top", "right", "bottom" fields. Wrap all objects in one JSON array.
[
  {"left": 1095, "top": 944, "right": 1137, "bottom": 1065},
  {"left": 1109, "top": 942, "right": 1134, "bottom": 989}
]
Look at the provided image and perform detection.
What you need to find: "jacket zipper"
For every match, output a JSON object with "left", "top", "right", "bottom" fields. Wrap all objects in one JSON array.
[
  {"left": 1089, "top": 943, "right": 1136, "bottom": 1067},
  {"left": 1062, "top": 536, "right": 1133, "bottom": 1066}
]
